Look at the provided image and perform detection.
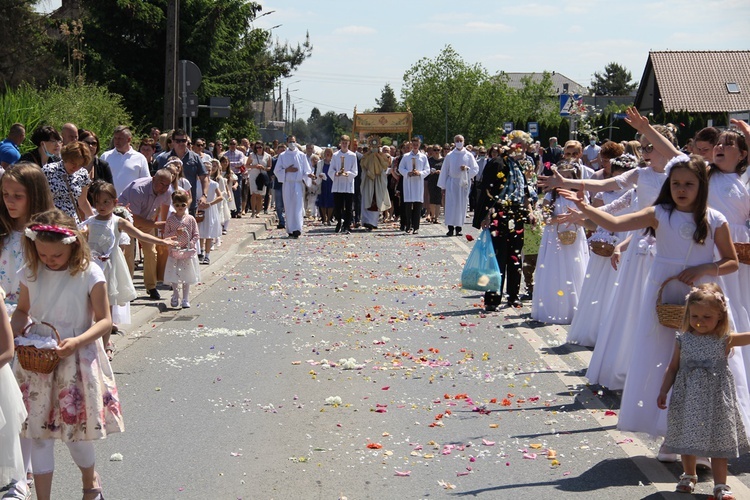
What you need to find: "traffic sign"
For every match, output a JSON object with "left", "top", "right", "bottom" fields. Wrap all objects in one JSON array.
[
  {"left": 179, "top": 93, "right": 199, "bottom": 117},
  {"left": 209, "top": 97, "right": 231, "bottom": 118},
  {"left": 528, "top": 122, "right": 539, "bottom": 138},
  {"left": 503, "top": 122, "right": 513, "bottom": 133},
  {"left": 178, "top": 60, "right": 202, "bottom": 93},
  {"left": 560, "top": 94, "right": 582, "bottom": 116},
  {"left": 613, "top": 113, "right": 627, "bottom": 120}
]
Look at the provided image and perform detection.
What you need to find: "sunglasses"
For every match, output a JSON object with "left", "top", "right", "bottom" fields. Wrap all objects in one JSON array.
[
  {"left": 84, "top": 140, "right": 98, "bottom": 147},
  {"left": 173, "top": 138, "right": 188, "bottom": 144},
  {"left": 638, "top": 144, "right": 654, "bottom": 154},
  {"left": 173, "top": 203, "right": 188, "bottom": 207}
]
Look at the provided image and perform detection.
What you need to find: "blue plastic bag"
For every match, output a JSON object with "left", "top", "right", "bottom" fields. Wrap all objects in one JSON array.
[{"left": 461, "top": 229, "right": 502, "bottom": 292}]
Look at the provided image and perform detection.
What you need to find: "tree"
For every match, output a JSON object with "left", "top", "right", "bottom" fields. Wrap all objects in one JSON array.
[
  {"left": 70, "top": 0, "right": 311, "bottom": 137},
  {"left": 590, "top": 62, "right": 637, "bottom": 96},
  {"left": 0, "top": 1, "right": 66, "bottom": 89},
  {"left": 402, "top": 46, "right": 499, "bottom": 143},
  {"left": 374, "top": 83, "right": 398, "bottom": 112}
]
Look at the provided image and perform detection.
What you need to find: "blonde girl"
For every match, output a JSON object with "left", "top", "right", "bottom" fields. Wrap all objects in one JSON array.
[
  {"left": 210, "top": 159, "right": 231, "bottom": 240},
  {"left": 12, "top": 209, "right": 123, "bottom": 500},
  {"left": 196, "top": 162, "right": 223, "bottom": 265},
  {"left": 163, "top": 191, "right": 201, "bottom": 308},
  {"left": 658, "top": 284, "right": 750, "bottom": 499}
]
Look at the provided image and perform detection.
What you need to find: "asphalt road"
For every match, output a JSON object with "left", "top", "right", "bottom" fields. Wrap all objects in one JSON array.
[{"left": 46, "top": 216, "right": 750, "bottom": 499}]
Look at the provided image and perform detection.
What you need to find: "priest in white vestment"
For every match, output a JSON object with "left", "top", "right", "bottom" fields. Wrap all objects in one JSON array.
[{"left": 437, "top": 134, "right": 479, "bottom": 236}]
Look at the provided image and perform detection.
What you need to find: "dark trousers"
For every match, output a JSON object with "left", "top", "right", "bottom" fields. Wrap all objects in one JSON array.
[
  {"left": 403, "top": 202, "right": 423, "bottom": 231},
  {"left": 232, "top": 176, "right": 243, "bottom": 215},
  {"left": 522, "top": 254, "right": 537, "bottom": 292},
  {"left": 333, "top": 192, "right": 353, "bottom": 229},
  {"left": 486, "top": 224, "right": 524, "bottom": 302}
]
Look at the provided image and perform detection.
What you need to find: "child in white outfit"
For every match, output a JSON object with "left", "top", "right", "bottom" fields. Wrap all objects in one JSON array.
[{"left": 163, "top": 191, "right": 201, "bottom": 308}]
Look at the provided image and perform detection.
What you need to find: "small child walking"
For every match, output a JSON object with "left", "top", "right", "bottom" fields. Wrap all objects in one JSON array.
[
  {"left": 12, "top": 209, "right": 123, "bottom": 500},
  {"left": 163, "top": 191, "right": 201, "bottom": 308},
  {"left": 196, "top": 163, "right": 223, "bottom": 265},
  {"left": 658, "top": 283, "right": 750, "bottom": 499},
  {"left": 81, "top": 181, "right": 177, "bottom": 359}
]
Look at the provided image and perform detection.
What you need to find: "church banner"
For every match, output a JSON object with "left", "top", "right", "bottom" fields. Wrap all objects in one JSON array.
[{"left": 353, "top": 111, "right": 413, "bottom": 136}]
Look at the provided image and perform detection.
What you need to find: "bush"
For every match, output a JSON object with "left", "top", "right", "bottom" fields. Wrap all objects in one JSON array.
[{"left": 0, "top": 82, "right": 131, "bottom": 152}]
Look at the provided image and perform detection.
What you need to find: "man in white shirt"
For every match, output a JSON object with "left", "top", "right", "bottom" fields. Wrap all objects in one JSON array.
[
  {"left": 273, "top": 136, "right": 312, "bottom": 238},
  {"left": 398, "top": 137, "right": 431, "bottom": 234},
  {"left": 100, "top": 125, "right": 151, "bottom": 196},
  {"left": 582, "top": 134, "right": 601, "bottom": 171},
  {"left": 223, "top": 139, "right": 247, "bottom": 217},
  {"left": 329, "top": 135, "right": 358, "bottom": 234},
  {"left": 438, "top": 134, "right": 479, "bottom": 237}
]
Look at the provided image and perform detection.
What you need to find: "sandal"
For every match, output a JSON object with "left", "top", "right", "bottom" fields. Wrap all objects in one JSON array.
[
  {"left": 105, "top": 342, "right": 115, "bottom": 362},
  {"left": 675, "top": 473, "right": 697, "bottom": 493},
  {"left": 713, "top": 484, "right": 735, "bottom": 500},
  {"left": 82, "top": 472, "right": 103, "bottom": 500}
]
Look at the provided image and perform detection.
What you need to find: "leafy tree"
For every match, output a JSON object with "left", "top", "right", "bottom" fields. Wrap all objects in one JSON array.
[
  {"left": 402, "top": 45, "right": 518, "bottom": 144},
  {"left": 375, "top": 83, "right": 398, "bottom": 112},
  {"left": 69, "top": 0, "right": 311, "bottom": 138},
  {"left": 0, "top": 1, "right": 65, "bottom": 88},
  {"left": 307, "top": 108, "right": 352, "bottom": 146},
  {"left": 590, "top": 62, "right": 637, "bottom": 96}
]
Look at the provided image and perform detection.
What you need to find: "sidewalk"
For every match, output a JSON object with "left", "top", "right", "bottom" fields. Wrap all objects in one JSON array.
[{"left": 111, "top": 213, "right": 276, "bottom": 353}]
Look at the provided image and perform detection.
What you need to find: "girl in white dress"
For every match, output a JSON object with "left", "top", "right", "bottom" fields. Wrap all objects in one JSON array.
[
  {"left": 531, "top": 166, "right": 589, "bottom": 324},
  {"left": 566, "top": 155, "right": 637, "bottom": 346},
  {"left": 163, "top": 191, "right": 201, "bottom": 309},
  {"left": 210, "top": 159, "right": 231, "bottom": 240},
  {"left": 245, "top": 142, "right": 271, "bottom": 218},
  {"left": 196, "top": 163, "right": 223, "bottom": 265},
  {"left": 0, "top": 163, "right": 55, "bottom": 492},
  {"left": 558, "top": 155, "right": 741, "bottom": 440},
  {"left": 539, "top": 116, "right": 672, "bottom": 390},
  {"left": 0, "top": 291, "right": 28, "bottom": 500},
  {"left": 12, "top": 209, "right": 123, "bottom": 500},
  {"left": 81, "top": 181, "right": 177, "bottom": 360}
]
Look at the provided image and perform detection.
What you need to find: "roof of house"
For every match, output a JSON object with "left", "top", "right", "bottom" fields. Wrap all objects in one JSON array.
[
  {"left": 502, "top": 72, "right": 588, "bottom": 96},
  {"left": 637, "top": 51, "right": 750, "bottom": 113}
]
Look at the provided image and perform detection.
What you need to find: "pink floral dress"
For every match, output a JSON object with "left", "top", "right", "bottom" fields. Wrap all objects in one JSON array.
[{"left": 14, "top": 263, "right": 124, "bottom": 441}]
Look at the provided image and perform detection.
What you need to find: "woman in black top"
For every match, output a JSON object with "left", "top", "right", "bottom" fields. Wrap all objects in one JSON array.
[{"left": 19, "top": 125, "right": 62, "bottom": 166}]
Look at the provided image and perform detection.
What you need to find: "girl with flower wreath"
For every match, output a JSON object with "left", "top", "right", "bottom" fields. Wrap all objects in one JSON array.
[{"left": 12, "top": 209, "right": 123, "bottom": 500}]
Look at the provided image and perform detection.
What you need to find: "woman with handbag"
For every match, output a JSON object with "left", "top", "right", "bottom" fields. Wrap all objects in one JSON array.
[{"left": 245, "top": 141, "right": 272, "bottom": 218}]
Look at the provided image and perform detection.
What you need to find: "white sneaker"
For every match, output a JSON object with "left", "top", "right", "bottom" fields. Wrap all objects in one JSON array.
[
  {"left": 1, "top": 481, "right": 30, "bottom": 500},
  {"left": 170, "top": 296, "right": 179, "bottom": 308},
  {"left": 181, "top": 300, "right": 191, "bottom": 308}
]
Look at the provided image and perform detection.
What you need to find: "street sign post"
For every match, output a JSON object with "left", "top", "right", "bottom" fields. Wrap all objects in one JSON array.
[
  {"left": 528, "top": 122, "right": 539, "bottom": 138},
  {"left": 179, "top": 60, "right": 202, "bottom": 132},
  {"left": 503, "top": 122, "right": 513, "bottom": 133}
]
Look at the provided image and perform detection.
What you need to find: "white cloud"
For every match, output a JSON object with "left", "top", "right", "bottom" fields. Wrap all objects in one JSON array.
[
  {"left": 333, "top": 25, "right": 377, "bottom": 35},
  {"left": 465, "top": 22, "right": 513, "bottom": 32}
]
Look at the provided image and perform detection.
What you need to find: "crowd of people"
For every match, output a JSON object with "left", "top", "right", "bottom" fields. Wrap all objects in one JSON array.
[{"left": 0, "top": 112, "right": 749, "bottom": 499}]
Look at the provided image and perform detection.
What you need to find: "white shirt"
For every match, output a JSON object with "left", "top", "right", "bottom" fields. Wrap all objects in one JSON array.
[
  {"left": 100, "top": 146, "right": 150, "bottom": 196},
  {"left": 328, "top": 150, "right": 358, "bottom": 193}
]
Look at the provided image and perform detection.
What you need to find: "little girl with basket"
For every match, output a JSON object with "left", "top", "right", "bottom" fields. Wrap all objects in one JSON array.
[
  {"left": 658, "top": 283, "right": 750, "bottom": 499},
  {"left": 163, "top": 190, "right": 201, "bottom": 308},
  {"left": 530, "top": 164, "right": 589, "bottom": 324},
  {"left": 12, "top": 209, "right": 123, "bottom": 500}
]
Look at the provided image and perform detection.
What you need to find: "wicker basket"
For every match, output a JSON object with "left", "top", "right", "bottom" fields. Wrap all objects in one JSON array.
[
  {"left": 557, "top": 224, "right": 577, "bottom": 245},
  {"left": 195, "top": 210, "right": 206, "bottom": 223},
  {"left": 656, "top": 277, "right": 686, "bottom": 330},
  {"left": 16, "top": 322, "right": 61, "bottom": 374},
  {"left": 734, "top": 242, "right": 750, "bottom": 265},
  {"left": 590, "top": 240, "right": 615, "bottom": 257}
]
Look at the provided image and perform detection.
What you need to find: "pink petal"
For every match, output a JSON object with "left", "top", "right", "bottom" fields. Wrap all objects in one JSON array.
[
  {"left": 482, "top": 439, "right": 495, "bottom": 446},
  {"left": 522, "top": 453, "right": 537, "bottom": 460},
  {"left": 381, "top": 386, "right": 390, "bottom": 390},
  {"left": 394, "top": 470, "right": 411, "bottom": 477}
]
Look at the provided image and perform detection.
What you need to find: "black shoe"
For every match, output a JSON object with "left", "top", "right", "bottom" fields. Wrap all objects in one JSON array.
[
  {"left": 335, "top": 223, "right": 342, "bottom": 233},
  {"left": 412, "top": 230, "right": 419, "bottom": 234},
  {"left": 293, "top": 230, "right": 301, "bottom": 238},
  {"left": 276, "top": 224, "right": 285, "bottom": 229},
  {"left": 446, "top": 226, "right": 454, "bottom": 237},
  {"left": 520, "top": 291, "right": 533, "bottom": 301},
  {"left": 455, "top": 228, "right": 462, "bottom": 237},
  {"left": 147, "top": 288, "right": 161, "bottom": 300},
  {"left": 509, "top": 299, "right": 523, "bottom": 309},
  {"left": 198, "top": 253, "right": 204, "bottom": 261}
]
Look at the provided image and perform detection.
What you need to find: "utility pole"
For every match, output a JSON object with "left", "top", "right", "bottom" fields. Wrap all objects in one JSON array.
[
  {"left": 286, "top": 87, "right": 290, "bottom": 136},
  {"left": 163, "top": 0, "right": 179, "bottom": 130}
]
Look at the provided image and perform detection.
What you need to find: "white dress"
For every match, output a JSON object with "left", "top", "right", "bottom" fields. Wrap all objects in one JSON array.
[
  {"left": 586, "top": 167, "right": 667, "bottom": 390},
  {"left": 566, "top": 189, "right": 632, "bottom": 346},
  {"left": 0, "top": 231, "right": 24, "bottom": 314},
  {"left": 14, "top": 264, "right": 124, "bottom": 441},
  {"left": 196, "top": 180, "right": 222, "bottom": 240},
  {"left": 163, "top": 213, "right": 201, "bottom": 285},
  {"left": 81, "top": 216, "right": 137, "bottom": 307},
  {"left": 0, "top": 289, "right": 26, "bottom": 487},
  {"left": 216, "top": 175, "right": 231, "bottom": 224},
  {"left": 531, "top": 195, "right": 590, "bottom": 325},
  {"left": 618, "top": 207, "right": 750, "bottom": 437}
]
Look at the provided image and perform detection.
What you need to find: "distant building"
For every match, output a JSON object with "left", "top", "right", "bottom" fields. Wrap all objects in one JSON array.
[{"left": 502, "top": 71, "right": 587, "bottom": 96}]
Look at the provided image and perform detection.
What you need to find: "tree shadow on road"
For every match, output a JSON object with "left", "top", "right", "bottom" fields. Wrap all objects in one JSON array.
[{"left": 451, "top": 457, "right": 673, "bottom": 498}]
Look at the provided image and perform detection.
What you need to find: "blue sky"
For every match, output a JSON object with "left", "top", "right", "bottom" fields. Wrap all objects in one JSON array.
[{"left": 41, "top": 0, "right": 750, "bottom": 122}]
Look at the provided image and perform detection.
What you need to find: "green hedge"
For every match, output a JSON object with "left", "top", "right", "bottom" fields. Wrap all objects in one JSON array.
[{"left": 0, "top": 83, "right": 131, "bottom": 153}]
